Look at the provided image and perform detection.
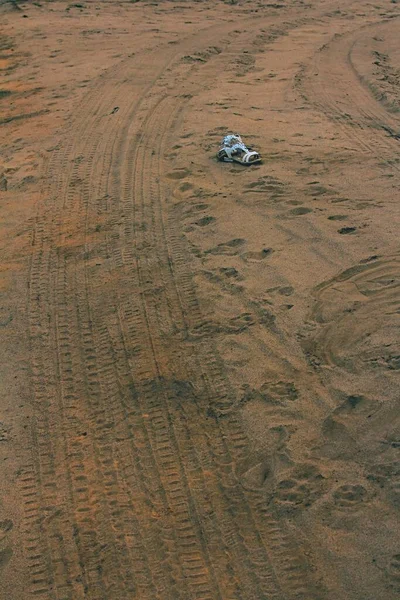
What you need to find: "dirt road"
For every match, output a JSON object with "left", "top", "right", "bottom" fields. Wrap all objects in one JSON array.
[{"left": 0, "top": 1, "right": 399, "bottom": 599}]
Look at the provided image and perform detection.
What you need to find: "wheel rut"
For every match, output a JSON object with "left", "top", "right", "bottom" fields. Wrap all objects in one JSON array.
[
  {"left": 296, "top": 19, "right": 400, "bottom": 172},
  {"left": 24, "top": 11, "right": 331, "bottom": 600}
]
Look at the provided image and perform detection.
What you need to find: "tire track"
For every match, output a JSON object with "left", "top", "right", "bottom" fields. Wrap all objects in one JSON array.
[
  {"left": 305, "top": 254, "right": 400, "bottom": 370},
  {"left": 24, "top": 57, "right": 170, "bottom": 598},
  {"left": 114, "top": 54, "right": 324, "bottom": 596},
  {"left": 118, "top": 94, "right": 284, "bottom": 599},
  {"left": 23, "top": 10, "right": 334, "bottom": 600},
  {"left": 157, "top": 102, "right": 325, "bottom": 600},
  {"left": 295, "top": 20, "right": 400, "bottom": 172}
]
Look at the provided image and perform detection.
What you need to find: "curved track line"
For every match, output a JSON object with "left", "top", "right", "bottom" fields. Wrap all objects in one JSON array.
[
  {"left": 296, "top": 20, "right": 400, "bottom": 172},
  {"left": 23, "top": 8, "right": 341, "bottom": 600}
]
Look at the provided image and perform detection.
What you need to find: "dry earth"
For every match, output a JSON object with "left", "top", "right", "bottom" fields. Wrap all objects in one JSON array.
[{"left": 0, "top": 1, "right": 399, "bottom": 599}]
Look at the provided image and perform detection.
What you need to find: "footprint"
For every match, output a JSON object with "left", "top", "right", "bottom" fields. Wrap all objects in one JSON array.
[
  {"left": 320, "top": 415, "right": 356, "bottom": 459},
  {"left": 290, "top": 207, "right": 312, "bottom": 216},
  {"left": 188, "top": 312, "right": 255, "bottom": 338},
  {"left": 278, "top": 286, "right": 294, "bottom": 296},
  {"left": 241, "top": 381, "right": 298, "bottom": 406},
  {"left": 274, "top": 463, "right": 327, "bottom": 511},
  {"left": 328, "top": 214, "right": 348, "bottom": 221},
  {"left": 205, "top": 238, "right": 246, "bottom": 256},
  {"left": 166, "top": 168, "right": 191, "bottom": 180},
  {"left": 178, "top": 181, "right": 194, "bottom": 193},
  {"left": 242, "top": 248, "right": 273, "bottom": 262},
  {"left": 387, "top": 554, "right": 400, "bottom": 586},
  {"left": 227, "top": 312, "right": 256, "bottom": 332},
  {"left": 266, "top": 381, "right": 298, "bottom": 402},
  {"left": 0, "top": 422, "right": 9, "bottom": 442},
  {"left": 241, "top": 461, "right": 271, "bottom": 490},
  {"left": 338, "top": 226, "right": 356, "bottom": 234},
  {"left": 367, "top": 461, "right": 400, "bottom": 507},
  {"left": 388, "top": 473, "right": 400, "bottom": 508},
  {"left": 0, "top": 520, "right": 13, "bottom": 544},
  {"left": 0, "top": 547, "right": 12, "bottom": 570},
  {"left": 0, "top": 519, "right": 13, "bottom": 571},
  {"left": 332, "top": 484, "right": 368, "bottom": 510},
  {"left": 219, "top": 267, "right": 241, "bottom": 279},
  {"left": 183, "top": 203, "right": 210, "bottom": 219},
  {"left": 383, "top": 433, "right": 400, "bottom": 449},
  {"left": 282, "top": 304, "right": 294, "bottom": 310},
  {"left": 304, "top": 185, "right": 331, "bottom": 196},
  {"left": 244, "top": 176, "right": 285, "bottom": 196},
  {"left": 182, "top": 46, "right": 221, "bottom": 64},
  {"left": 195, "top": 216, "right": 215, "bottom": 227},
  {"left": 334, "top": 393, "right": 380, "bottom": 418}
]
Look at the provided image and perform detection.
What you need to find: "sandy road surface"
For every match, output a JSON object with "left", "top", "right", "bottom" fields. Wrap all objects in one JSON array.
[{"left": 0, "top": 1, "right": 399, "bottom": 599}]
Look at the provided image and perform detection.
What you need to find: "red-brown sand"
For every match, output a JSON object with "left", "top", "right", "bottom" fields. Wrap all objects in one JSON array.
[{"left": 1, "top": 1, "right": 399, "bottom": 599}]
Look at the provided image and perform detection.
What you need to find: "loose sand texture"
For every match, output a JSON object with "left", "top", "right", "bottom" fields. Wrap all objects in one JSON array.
[{"left": 0, "top": 1, "right": 399, "bottom": 599}]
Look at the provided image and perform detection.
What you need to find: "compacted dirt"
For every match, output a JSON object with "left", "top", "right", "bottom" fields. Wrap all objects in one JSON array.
[{"left": 0, "top": 1, "right": 399, "bottom": 599}]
